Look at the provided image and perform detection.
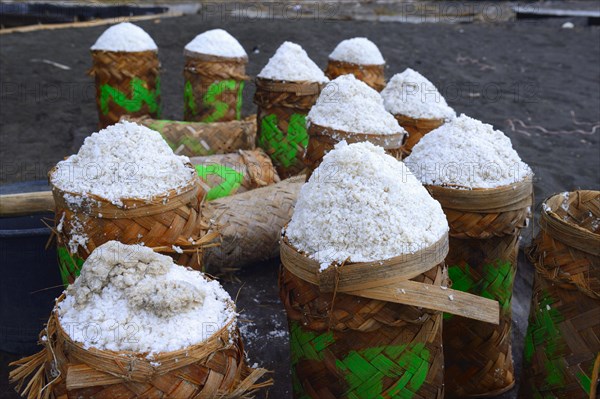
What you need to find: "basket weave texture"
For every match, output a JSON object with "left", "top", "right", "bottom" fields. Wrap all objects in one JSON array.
[
  {"left": 183, "top": 51, "right": 248, "bottom": 123},
  {"left": 520, "top": 190, "right": 600, "bottom": 399},
  {"left": 325, "top": 60, "right": 386, "bottom": 91},
  {"left": 427, "top": 176, "right": 533, "bottom": 397},
  {"left": 90, "top": 50, "right": 161, "bottom": 129},
  {"left": 393, "top": 114, "right": 445, "bottom": 158}
]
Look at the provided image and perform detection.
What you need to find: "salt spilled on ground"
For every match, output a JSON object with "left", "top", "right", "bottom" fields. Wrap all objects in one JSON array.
[
  {"left": 90, "top": 22, "right": 158, "bottom": 52},
  {"left": 257, "top": 41, "right": 329, "bottom": 83},
  {"left": 184, "top": 29, "right": 247, "bottom": 58},
  {"left": 329, "top": 37, "right": 385, "bottom": 65},
  {"left": 307, "top": 74, "right": 404, "bottom": 135},
  {"left": 58, "top": 241, "right": 235, "bottom": 353},
  {"left": 286, "top": 141, "right": 448, "bottom": 270},
  {"left": 381, "top": 68, "right": 455, "bottom": 120},
  {"left": 405, "top": 114, "right": 532, "bottom": 188},
  {"left": 51, "top": 121, "right": 196, "bottom": 206}
]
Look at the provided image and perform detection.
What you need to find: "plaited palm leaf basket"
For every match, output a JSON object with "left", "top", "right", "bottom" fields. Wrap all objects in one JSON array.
[
  {"left": 425, "top": 175, "right": 533, "bottom": 397},
  {"left": 190, "top": 148, "right": 280, "bottom": 201},
  {"left": 304, "top": 122, "right": 405, "bottom": 179},
  {"left": 279, "top": 231, "right": 500, "bottom": 399},
  {"left": 520, "top": 190, "right": 600, "bottom": 399},
  {"left": 183, "top": 51, "right": 248, "bottom": 123},
  {"left": 50, "top": 166, "right": 213, "bottom": 286},
  {"left": 325, "top": 60, "right": 385, "bottom": 91},
  {"left": 253, "top": 78, "right": 325, "bottom": 178},
  {"left": 393, "top": 114, "right": 445, "bottom": 158},
  {"left": 122, "top": 115, "right": 257, "bottom": 157},
  {"left": 89, "top": 50, "right": 161, "bottom": 129},
  {"left": 9, "top": 294, "right": 271, "bottom": 399}
]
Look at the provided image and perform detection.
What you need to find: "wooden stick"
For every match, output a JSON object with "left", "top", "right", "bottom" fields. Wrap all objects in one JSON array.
[{"left": 0, "top": 191, "right": 54, "bottom": 216}]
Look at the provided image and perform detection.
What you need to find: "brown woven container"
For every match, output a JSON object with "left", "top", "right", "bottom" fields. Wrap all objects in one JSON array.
[
  {"left": 325, "top": 59, "right": 385, "bottom": 91},
  {"left": 427, "top": 176, "right": 533, "bottom": 397},
  {"left": 280, "top": 230, "right": 500, "bottom": 399},
  {"left": 254, "top": 78, "right": 325, "bottom": 178},
  {"left": 90, "top": 50, "right": 161, "bottom": 129},
  {"left": 10, "top": 294, "right": 270, "bottom": 399},
  {"left": 394, "top": 114, "right": 445, "bottom": 158},
  {"left": 122, "top": 115, "right": 257, "bottom": 157},
  {"left": 304, "top": 122, "right": 405, "bottom": 179},
  {"left": 183, "top": 51, "right": 248, "bottom": 123},
  {"left": 520, "top": 190, "right": 600, "bottom": 399},
  {"left": 51, "top": 167, "right": 212, "bottom": 286},
  {"left": 190, "top": 148, "right": 280, "bottom": 201}
]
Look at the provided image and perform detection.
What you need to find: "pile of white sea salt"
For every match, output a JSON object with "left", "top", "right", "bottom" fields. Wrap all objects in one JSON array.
[
  {"left": 381, "top": 68, "right": 455, "bottom": 120},
  {"left": 51, "top": 121, "right": 196, "bottom": 206},
  {"left": 405, "top": 114, "right": 532, "bottom": 188},
  {"left": 91, "top": 22, "right": 158, "bottom": 52},
  {"left": 286, "top": 141, "right": 448, "bottom": 270},
  {"left": 257, "top": 41, "right": 329, "bottom": 83},
  {"left": 307, "top": 74, "right": 403, "bottom": 135},
  {"left": 184, "top": 29, "right": 247, "bottom": 58},
  {"left": 58, "top": 241, "right": 235, "bottom": 353},
  {"left": 329, "top": 37, "right": 385, "bottom": 65}
]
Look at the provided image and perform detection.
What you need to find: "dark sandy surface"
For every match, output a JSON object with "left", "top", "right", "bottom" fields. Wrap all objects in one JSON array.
[{"left": 1, "top": 12, "right": 599, "bottom": 399}]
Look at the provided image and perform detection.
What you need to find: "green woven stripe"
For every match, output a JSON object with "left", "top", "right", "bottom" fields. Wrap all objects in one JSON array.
[
  {"left": 57, "top": 246, "right": 84, "bottom": 286},
  {"left": 100, "top": 77, "right": 160, "bottom": 116},
  {"left": 258, "top": 113, "right": 308, "bottom": 169}
]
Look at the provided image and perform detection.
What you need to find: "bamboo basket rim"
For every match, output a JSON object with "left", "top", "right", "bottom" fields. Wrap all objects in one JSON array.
[
  {"left": 327, "top": 58, "right": 385, "bottom": 68},
  {"left": 90, "top": 49, "right": 158, "bottom": 56},
  {"left": 539, "top": 190, "right": 600, "bottom": 256},
  {"left": 48, "top": 163, "right": 200, "bottom": 217},
  {"left": 394, "top": 113, "right": 447, "bottom": 125},
  {"left": 183, "top": 49, "right": 248, "bottom": 63},
  {"left": 280, "top": 230, "right": 500, "bottom": 324},
  {"left": 425, "top": 174, "right": 534, "bottom": 213},
  {"left": 306, "top": 121, "right": 406, "bottom": 150},
  {"left": 254, "top": 77, "right": 325, "bottom": 95}
]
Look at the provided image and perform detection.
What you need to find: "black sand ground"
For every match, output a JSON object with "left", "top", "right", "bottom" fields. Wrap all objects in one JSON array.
[{"left": 1, "top": 13, "right": 599, "bottom": 399}]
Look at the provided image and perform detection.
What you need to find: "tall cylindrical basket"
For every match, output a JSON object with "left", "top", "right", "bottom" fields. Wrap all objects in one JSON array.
[
  {"left": 394, "top": 114, "right": 445, "bottom": 158},
  {"left": 325, "top": 60, "right": 385, "bottom": 91}
]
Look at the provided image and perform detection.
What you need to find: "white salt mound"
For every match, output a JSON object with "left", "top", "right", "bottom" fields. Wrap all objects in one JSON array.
[
  {"left": 307, "top": 74, "right": 404, "bottom": 135},
  {"left": 329, "top": 37, "right": 385, "bottom": 65},
  {"left": 58, "top": 241, "right": 235, "bottom": 353},
  {"left": 257, "top": 41, "right": 329, "bottom": 83},
  {"left": 286, "top": 141, "right": 448, "bottom": 270},
  {"left": 381, "top": 68, "right": 455, "bottom": 120},
  {"left": 51, "top": 121, "right": 196, "bottom": 206},
  {"left": 185, "top": 29, "right": 247, "bottom": 58},
  {"left": 91, "top": 22, "right": 157, "bottom": 52},
  {"left": 405, "top": 114, "right": 532, "bottom": 188}
]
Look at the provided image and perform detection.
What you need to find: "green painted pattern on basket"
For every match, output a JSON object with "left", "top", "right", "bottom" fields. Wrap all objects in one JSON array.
[
  {"left": 57, "top": 246, "right": 84, "bottom": 286},
  {"left": 444, "top": 259, "right": 514, "bottom": 320},
  {"left": 523, "top": 289, "right": 567, "bottom": 390},
  {"left": 258, "top": 113, "right": 308, "bottom": 169},
  {"left": 194, "top": 164, "right": 244, "bottom": 201},
  {"left": 100, "top": 77, "right": 161, "bottom": 116},
  {"left": 577, "top": 365, "right": 593, "bottom": 395},
  {"left": 184, "top": 79, "right": 244, "bottom": 122},
  {"left": 145, "top": 120, "right": 213, "bottom": 156},
  {"left": 289, "top": 321, "right": 431, "bottom": 399}
]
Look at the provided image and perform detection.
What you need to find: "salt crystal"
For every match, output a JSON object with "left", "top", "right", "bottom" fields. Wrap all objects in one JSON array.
[
  {"left": 448, "top": 294, "right": 454, "bottom": 301},
  {"left": 91, "top": 22, "right": 157, "bottom": 52},
  {"left": 185, "top": 29, "right": 247, "bottom": 58},
  {"left": 257, "top": 41, "right": 328, "bottom": 83},
  {"left": 329, "top": 37, "right": 384, "bottom": 65},
  {"left": 172, "top": 245, "right": 183, "bottom": 254}
]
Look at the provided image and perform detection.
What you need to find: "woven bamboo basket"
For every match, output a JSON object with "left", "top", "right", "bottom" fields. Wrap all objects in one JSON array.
[
  {"left": 394, "top": 114, "right": 445, "bottom": 158},
  {"left": 183, "top": 51, "right": 248, "bottom": 123},
  {"left": 190, "top": 148, "right": 280, "bottom": 201},
  {"left": 426, "top": 176, "right": 533, "bottom": 397},
  {"left": 122, "top": 115, "right": 257, "bottom": 157},
  {"left": 50, "top": 166, "right": 213, "bottom": 286},
  {"left": 280, "top": 230, "right": 500, "bottom": 399},
  {"left": 520, "top": 190, "right": 600, "bottom": 399},
  {"left": 304, "top": 122, "right": 405, "bottom": 179},
  {"left": 89, "top": 50, "right": 161, "bottom": 129},
  {"left": 9, "top": 294, "right": 271, "bottom": 399},
  {"left": 325, "top": 60, "right": 385, "bottom": 91},
  {"left": 254, "top": 78, "right": 325, "bottom": 178}
]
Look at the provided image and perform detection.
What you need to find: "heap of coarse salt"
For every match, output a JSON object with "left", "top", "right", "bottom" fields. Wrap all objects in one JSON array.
[
  {"left": 381, "top": 68, "right": 455, "bottom": 120},
  {"left": 91, "top": 22, "right": 157, "bottom": 52},
  {"left": 51, "top": 121, "right": 196, "bottom": 206},
  {"left": 58, "top": 241, "right": 235, "bottom": 353},
  {"left": 257, "top": 41, "right": 329, "bottom": 83},
  {"left": 307, "top": 74, "right": 404, "bottom": 135},
  {"left": 329, "top": 37, "right": 385, "bottom": 65},
  {"left": 185, "top": 29, "right": 247, "bottom": 58},
  {"left": 286, "top": 141, "right": 448, "bottom": 270},
  {"left": 405, "top": 114, "right": 532, "bottom": 188}
]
